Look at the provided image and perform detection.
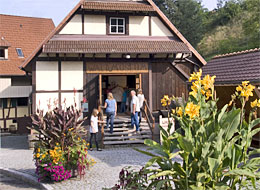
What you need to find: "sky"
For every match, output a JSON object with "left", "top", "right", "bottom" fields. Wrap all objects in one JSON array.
[{"left": 0, "top": 0, "right": 218, "bottom": 26}]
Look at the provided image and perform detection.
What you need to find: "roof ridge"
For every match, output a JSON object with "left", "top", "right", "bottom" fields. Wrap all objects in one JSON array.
[{"left": 213, "top": 48, "right": 260, "bottom": 59}]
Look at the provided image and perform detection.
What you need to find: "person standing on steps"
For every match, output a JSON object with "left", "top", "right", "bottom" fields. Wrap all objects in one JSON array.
[
  {"left": 130, "top": 90, "right": 140, "bottom": 134},
  {"left": 137, "top": 88, "right": 145, "bottom": 124},
  {"left": 104, "top": 92, "right": 117, "bottom": 134}
]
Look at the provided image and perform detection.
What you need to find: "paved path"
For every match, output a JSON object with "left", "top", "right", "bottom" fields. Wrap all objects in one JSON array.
[
  {"left": 1, "top": 135, "right": 259, "bottom": 190},
  {"left": 0, "top": 135, "right": 158, "bottom": 189},
  {"left": 0, "top": 173, "right": 39, "bottom": 190}
]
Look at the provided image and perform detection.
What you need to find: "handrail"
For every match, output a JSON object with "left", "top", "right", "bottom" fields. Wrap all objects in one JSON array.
[
  {"left": 97, "top": 100, "right": 105, "bottom": 149},
  {"left": 143, "top": 99, "right": 155, "bottom": 140}
]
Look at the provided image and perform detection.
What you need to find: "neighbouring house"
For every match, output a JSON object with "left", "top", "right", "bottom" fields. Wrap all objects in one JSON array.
[
  {"left": 20, "top": 0, "right": 206, "bottom": 118},
  {"left": 203, "top": 48, "right": 260, "bottom": 147},
  {"left": 0, "top": 14, "right": 55, "bottom": 133}
]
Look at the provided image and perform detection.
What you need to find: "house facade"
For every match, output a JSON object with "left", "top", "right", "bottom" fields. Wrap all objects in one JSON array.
[
  {"left": 0, "top": 14, "right": 55, "bottom": 133},
  {"left": 21, "top": 0, "right": 206, "bottom": 117}
]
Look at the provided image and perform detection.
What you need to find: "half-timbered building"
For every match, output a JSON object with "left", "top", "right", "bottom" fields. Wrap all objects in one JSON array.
[
  {"left": 21, "top": 0, "right": 206, "bottom": 117},
  {"left": 0, "top": 14, "right": 54, "bottom": 133}
]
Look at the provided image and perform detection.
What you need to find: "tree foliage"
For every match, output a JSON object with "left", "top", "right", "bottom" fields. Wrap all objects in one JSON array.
[{"left": 153, "top": 0, "right": 259, "bottom": 60}]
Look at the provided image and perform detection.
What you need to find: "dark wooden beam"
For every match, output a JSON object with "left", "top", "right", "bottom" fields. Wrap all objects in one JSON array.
[
  {"left": 36, "top": 56, "right": 174, "bottom": 63},
  {"left": 82, "top": 12, "right": 85, "bottom": 35},
  {"left": 254, "top": 88, "right": 260, "bottom": 98},
  {"left": 149, "top": 16, "right": 152, "bottom": 36},
  {"left": 171, "top": 62, "right": 189, "bottom": 81},
  {"left": 148, "top": 62, "right": 153, "bottom": 110},
  {"left": 58, "top": 54, "right": 61, "bottom": 108}
]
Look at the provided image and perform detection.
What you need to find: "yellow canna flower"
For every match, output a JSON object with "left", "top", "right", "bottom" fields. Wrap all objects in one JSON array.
[
  {"left": 185, "top": 102, "right": 200, "bottom": 120},
  {"left": 189, "top": 90, "right": 198, "bottom": 98},
  {"left": 205, "top": 90, "right": 212, "bottom": 100},
  {"left": 258, "top": 99, "right": 260, "bottom": 107},
  {"left": 242, "top": 81, "right": 250, "bottom": 87},
  {"left": 201, "top": 75, "right": 216, "bottom": 90},
  {"left": 171, "top": 109, "right": 176, "bottom": 114},
  {"left": 56, "top": 143, "right": 59, "bottom": 146},
  {"left": 189, "top": 69, "right": 202, "bottom": 82},
  {"left": 251, "top": 99, "right": 258, "bottom": 108},
  {"left": 161, "top": 95, "right": 171, "bottom": 107},
  {"left": 41, "top": 154, "right": 46, "bottom": 159},
  {"left": 37, "top": 148, "right": 40, "bottom": 152},
  {"left": 236, "top": 85, "right": 243, "bottom": 92},
  {"left": 176, "top": 107, "right": 183, "bottom": 117},
  {"left": 36, "top": 153, "right": 40, "bottom": 158}
]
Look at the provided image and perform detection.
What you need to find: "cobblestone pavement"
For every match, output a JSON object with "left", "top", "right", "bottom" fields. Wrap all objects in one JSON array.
[{"left": 0, "top": 173, "right": 39, "bottom": 190}]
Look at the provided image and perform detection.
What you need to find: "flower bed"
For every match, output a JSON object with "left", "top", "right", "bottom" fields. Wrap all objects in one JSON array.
[
  {"left": 29, "top": 106, "right": 95, "bottom": 182},
  {"left": 110, "top": 70, "right": 260, "bottom": 190}
]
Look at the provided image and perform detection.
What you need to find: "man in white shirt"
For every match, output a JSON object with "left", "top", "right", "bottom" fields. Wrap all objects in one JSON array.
[{"left": 130, "top": 90, "right": 140, "bottom": 133}]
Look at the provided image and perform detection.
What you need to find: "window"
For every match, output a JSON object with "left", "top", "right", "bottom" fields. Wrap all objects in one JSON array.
[
  {"left": 110, "top": 17, "right": 125, "bottom": 34},
  {"left": 16, "top": 48, "right": 24, "bottom": 57},
  {"left": 0, "top": 49, "right": 5, "bottom": 59},
  {"left": 17, "top": 98, "right": 28, "bottom": 106}
]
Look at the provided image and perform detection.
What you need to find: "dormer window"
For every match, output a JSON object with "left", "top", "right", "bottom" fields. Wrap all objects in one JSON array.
[
  {"left": 16, "top": 48, "right": 24, "bottom": 58},
  {"left": 110, "top": 17, "right": 125, "bottom": 34}
]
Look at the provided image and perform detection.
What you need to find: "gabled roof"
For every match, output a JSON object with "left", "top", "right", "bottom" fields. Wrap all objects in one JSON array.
[
  {"left": 0, "top": 14, "right": 55, "bottom": 76},
  {"left": 203, "top": 48, "right": 260, "bottom": 84},
  {"left": 21, "top": 0, "right": 206, "bottom": 71}
]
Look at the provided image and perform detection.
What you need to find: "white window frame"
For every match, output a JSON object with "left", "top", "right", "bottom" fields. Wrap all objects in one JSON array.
[
  {"left": 16, "top": 48, "right": 24, "bottom": 58},
  {"left": 109, "top": 17, "right": 125, "bottom": 34}
]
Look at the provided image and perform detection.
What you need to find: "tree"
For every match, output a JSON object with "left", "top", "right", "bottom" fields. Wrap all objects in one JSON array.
[{"left": 154, "top": 0, "right": 206, "bottom": 47}]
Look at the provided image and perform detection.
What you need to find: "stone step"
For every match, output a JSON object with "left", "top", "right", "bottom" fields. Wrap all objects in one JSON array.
[
  {"left": 104, "top": 139, "right": 145, "bottom": 145},
  {"left": 104, "top": 135, "right": 151, "bottom": 141},
  {"left": 104, "top": 128, "right": 129, "bottom": 132},
  {"left": 104, "top": 130, "right": 152, "bottom": 136}
]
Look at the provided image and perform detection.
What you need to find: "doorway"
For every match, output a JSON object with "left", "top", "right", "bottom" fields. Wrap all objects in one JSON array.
[{"left": 99, "top": 74, "right": 141, "bottom": 106}]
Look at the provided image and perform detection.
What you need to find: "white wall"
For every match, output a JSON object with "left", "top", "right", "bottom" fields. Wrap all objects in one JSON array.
[
  {"left": 129, "top": 16, "right": 149, "bottom": 36},
  {"left": 36, "top": 61, "right": 58, "bottom": 91},
  {"left": 0, "top": 78, "right": 32, "bottom": 98},
  {"left": 36, "top": 93, "right": 59, "bottom": 112},
  {"left": 59, "top": 15, "right": 82, "bottom": 34},
  {"left": 84, "top": 15, "right": 106, "bottom": 35},
  {"left": 61, "top": 92, "right": 83, "bottom": 110},
  {"left": 151, "top": 16, "right": 173, "bottom": 36},
  {"left": 61, "top": 61, "right": 83, "bottom": 90}
]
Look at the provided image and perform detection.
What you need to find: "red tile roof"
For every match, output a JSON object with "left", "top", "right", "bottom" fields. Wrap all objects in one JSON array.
[
  {"left": 82, "top": 1, "right": 155, "bottom": 12},
  {"left": 43, "top": 35, "right": 191, "bottom": 54},
  {"left": 202, "top": 48, "right": 260, "bottom": 84},
  {"left": 0, "top": 14, "right": 55, "bottom": 75}
]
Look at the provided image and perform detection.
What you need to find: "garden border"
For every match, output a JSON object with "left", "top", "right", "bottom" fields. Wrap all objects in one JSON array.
[{"left": 0, "top": 167, "right": 53, "bottom": 190}]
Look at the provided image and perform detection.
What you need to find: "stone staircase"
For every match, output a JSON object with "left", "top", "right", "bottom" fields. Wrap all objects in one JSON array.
[{"left": 103, "top": 116, "right": 152, "bottom": 146}]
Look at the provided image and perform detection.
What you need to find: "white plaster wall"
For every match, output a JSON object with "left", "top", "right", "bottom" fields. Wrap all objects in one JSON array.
[
  {"left": 151, "top": 16, "right": 173, "bottom": 36},
  {"left": 0, "top": 78, "right": 32, "bottom": 98},
  {"left": 0, "top": 120, "right": 3, "bottom": 128},
  {"left": 84, "top": 15, "right": 106, "bottom": 35},
  {"left": 61, "top": 61, "right": 83, "bottom": 90},
  {"left": 36, "top": 93, "right": 59, "bottom": 112},
  {"left": 0, "top": 108, "right": 2, "bottom": 118},
  {"left": 17, "top": 107, "right": 29, "bottom": 117},
  {"left": 4, "top": 108, "right": 15, "bottom": 118},
  {"left": 59, "top": 15, "right": 82, "bottom": 34},
  {"left": 61, "top": 92, "right": 83, "bottom": 110},
  {"left": 129, "top": 16, "right": 149, "bottom": 36},
  {"left": 36, "top": 61, "right": 58, "bottom": 91}
]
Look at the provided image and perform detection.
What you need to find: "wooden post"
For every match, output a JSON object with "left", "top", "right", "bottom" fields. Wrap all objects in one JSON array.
[
  {"left": 148, "top": 62, "right": 153, "bottom": 111},
  {"left": 99, "top": 74, "right": 102, "bottom": 105},
  {"left": 139, "top": 73, "right": 142, "bottom": 89}
]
